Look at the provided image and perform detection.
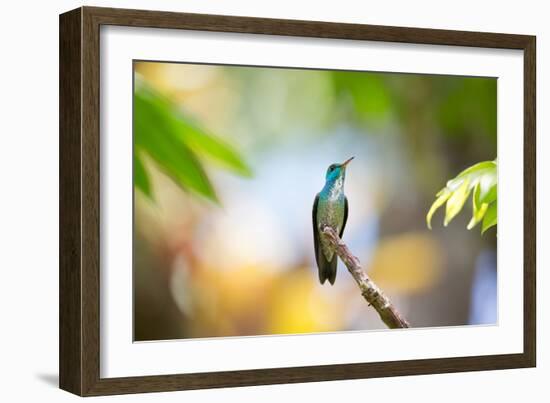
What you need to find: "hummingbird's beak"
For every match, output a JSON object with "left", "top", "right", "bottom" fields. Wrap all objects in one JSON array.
[{"left": 341, "top": 156, "right": 354, "bottom": 168}]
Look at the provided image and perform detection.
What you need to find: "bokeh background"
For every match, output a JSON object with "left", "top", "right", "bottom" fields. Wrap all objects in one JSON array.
[{"left": 133, "top": 61, "right": 497, "bottom": 341}]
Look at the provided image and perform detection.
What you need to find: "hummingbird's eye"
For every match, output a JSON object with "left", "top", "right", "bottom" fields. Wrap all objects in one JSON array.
[{"left": 328, "top": 164, "right": 337, "bottom": 172}]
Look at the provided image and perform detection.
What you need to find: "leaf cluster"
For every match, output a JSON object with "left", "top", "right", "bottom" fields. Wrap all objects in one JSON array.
[
  {"left": 134, "top": 79, "right": 252, "bottom": 202},
  {"left": 427, "top": 160, "right": 497, "bottom": 234}
]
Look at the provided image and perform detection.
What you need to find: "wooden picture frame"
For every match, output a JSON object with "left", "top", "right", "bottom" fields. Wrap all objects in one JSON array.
[{"left": 59, "top": 6, "right": 536, "bottom": 396}]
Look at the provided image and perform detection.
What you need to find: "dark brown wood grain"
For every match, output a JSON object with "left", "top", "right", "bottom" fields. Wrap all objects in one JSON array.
[
  {"left": 59, "top": 6, "right": 536, "bottom": 396},
  {"left": 523, "top": 38, "right": 537, "bottom": 367},
  {"left": 59, "top": 7, "right": 83, "bottom": 395},
  {"left": 81, "top": 7, "right": 102, "bottom": 396}
]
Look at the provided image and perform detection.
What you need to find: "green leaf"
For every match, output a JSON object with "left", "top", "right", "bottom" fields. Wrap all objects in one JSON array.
[
  {"left": 467, "top": 183, "right": 489, "bottom": 230},
  {"left": 481, "top": 201, "right": 497, "bottom": 234},
  {"left": 454, "top": 161, "right": 496, "bottom": 181},
  {"left": 427, "top": 188, "right": 451, "bottom": 229},
  {"left": 478, "top": 171, "right": 497, "bottom": 204},
  {"left": 134, "top": 88, "right": 218, "bottom": 202},
  {"left": 134, "top": 152, "right": 153, "bottom": 199},
  {"left": 444, "top": 178, "right": 471, "bottom": 226},
  {"left": 173, "top": 119, "right": 253, "bottom": 178},
  {"left": 137, "top": 82, "right": 251, "bottom": 178},
  {"left": 134, "top": 80, "right": 252, "bottom": 204},
  {"left": 426, "top": 160, "right": 497, "bottom": 233}
]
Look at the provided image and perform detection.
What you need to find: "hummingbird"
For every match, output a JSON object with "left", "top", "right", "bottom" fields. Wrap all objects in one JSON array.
[{"left": 312, "top": 157, "right": 353, "bottom": 285}]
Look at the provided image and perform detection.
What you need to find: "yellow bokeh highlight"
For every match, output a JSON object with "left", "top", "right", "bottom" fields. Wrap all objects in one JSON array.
[
  {"left": 267, "top": 268, "right": 343, "bottom": 335},
  {"left": 368, "top": 232, "right": 443, "bottom": 294}
]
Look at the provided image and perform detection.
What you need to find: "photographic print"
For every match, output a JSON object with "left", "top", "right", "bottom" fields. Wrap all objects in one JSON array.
[{"left": 133, "top": 61, "right": 497, "bottom": 341}]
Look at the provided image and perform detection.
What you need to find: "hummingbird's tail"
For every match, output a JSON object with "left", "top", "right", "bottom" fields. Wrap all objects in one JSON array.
[{"left": 318, "top": 254, "right": 337, "bottom": 285}]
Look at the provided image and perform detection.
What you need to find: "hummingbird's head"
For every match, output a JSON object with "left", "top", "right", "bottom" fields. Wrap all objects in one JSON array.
[{"left": 325, "top": 157, "right": 354, "bottom": 182}]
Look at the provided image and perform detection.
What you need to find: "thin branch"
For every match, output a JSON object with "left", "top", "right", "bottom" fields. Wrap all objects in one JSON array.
[{"left": 321, "top": 226, "right": 410, "bottom": 329}]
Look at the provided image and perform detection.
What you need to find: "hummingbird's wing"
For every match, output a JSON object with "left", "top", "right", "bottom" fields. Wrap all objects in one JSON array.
[
  {"left": 313, "top": 194, "right": 338, "bottom": 285},
  {"left": 340, "top": 196, "right": 349, "bottom": 238},
  {"left": 312, "top": 193, "right": 321, "bottom": 271}
]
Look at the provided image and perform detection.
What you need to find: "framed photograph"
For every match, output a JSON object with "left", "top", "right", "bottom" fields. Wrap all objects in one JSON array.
[{"left": 59, "top": 6, "right": 536, "bottom": 396}]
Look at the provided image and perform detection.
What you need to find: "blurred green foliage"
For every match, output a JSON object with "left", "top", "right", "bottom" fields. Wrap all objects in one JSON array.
[
  {"left": 332, "top": 71, "right": 393, "bottom": 124},
  {"left": 427, "top": 160, "right": 497, "bottom": 233},
  {"left": 134, "top": 79, "right": 252, "bottom": 202},
  {"left": 332, "top": 72, "right": 496, "bottom": 145},
  {"left": 437, "top": 77, "right": 497, "bottom": 142}
]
